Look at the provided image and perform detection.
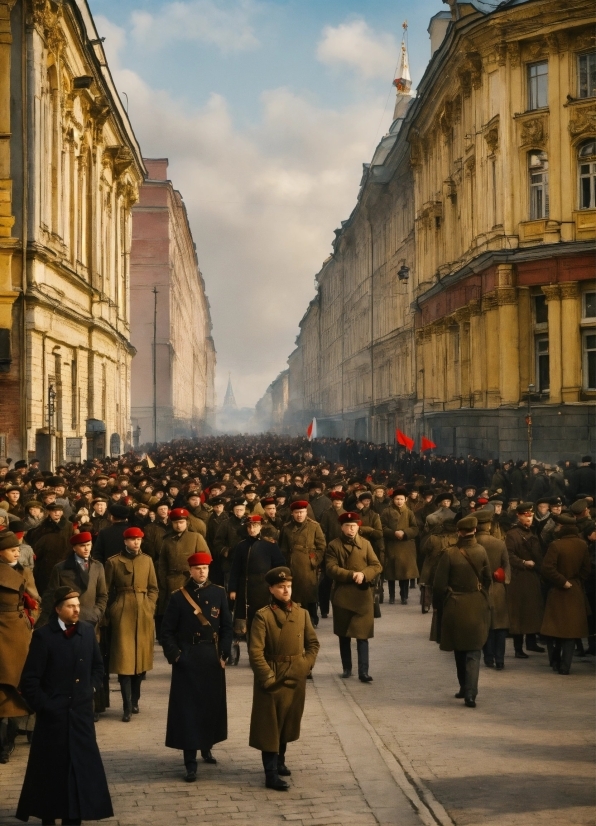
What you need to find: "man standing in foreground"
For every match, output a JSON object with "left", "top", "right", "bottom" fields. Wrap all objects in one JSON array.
[
  {"left": 161, "top": 552, "right": 233, "bottom": 782},
  {"left": 16, "top": 587, "right": 113, "bottom": 825},
  {"left": 248, "top": 567, "right": 319, "bottom": 791}
]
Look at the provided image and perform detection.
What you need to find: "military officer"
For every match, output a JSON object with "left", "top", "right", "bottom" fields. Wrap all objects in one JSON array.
[
  {"left": 325, "top": 512, "right": 382, "bottom": 682},
  {"left": 158, "top": 508, "right": 211, "bottom": 608},
  {"left": 279, "top": 501, "right": 326, "bottom": 627},
  {"left": 505, "top": 503, "right": 545, "bottom": 658},
  {"left": 381, "top": 488, "right": 419, "bottom": 604},
  {"left": 474, "top": 510, "right": 510, "bottom": 670},
  {"left": 433, "top": 516, "right": 492, "bottom": 707},
  {"left": 248, "top": 567, "right": 319, "bottom": 790},
  {"left": 160, "top": 552, "right": 233, "bottom": 781}
]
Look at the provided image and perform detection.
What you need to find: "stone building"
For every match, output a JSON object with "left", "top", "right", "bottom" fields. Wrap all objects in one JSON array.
[
  {"left": 1, "top": 0, "right": 145, "bottom": 468},
  {"left": 279, "top": 0, "right": 596, "bottom": 462},
  {"left": 130, "top": 159, "right": 215, "bottom": 445}
]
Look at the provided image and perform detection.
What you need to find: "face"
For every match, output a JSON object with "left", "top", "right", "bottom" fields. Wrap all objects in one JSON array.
[
  {"left": 332, "top": 499, "right": 343, "bottom": 510},
  {"left": 27, "top": 506, "right": 42, "bottom": 520},
  {"left": 56, "top": 597, "right": 80, "bottom": 624},
  {"left": 111, "top": 491, "right": 122, "bottom": 501},
  {"left": 0, "top": 546, "right": 20, "bottom": 564},
  {"left": 393, "top": 495, "right": 406, "bottom": 508},
  {"left": 550, "top": 505, "right": 562, "bottom": 515},
  {"left": 374, "top": 489, "right": 384, "bottom": 499},
  {"left": 246, "top": 521, "right": 261, "bottom": 537},
  {"left": 439, "top": 498, "right": 451, "bottom": 509},
  {"left": 7, "top": 490, "right": 20, "bottom": 504},
  {"left": 189, "top": 564, "right": 210, "bottom": 583},
  {"left": 245, "top": 491, "right": 257, "bottom": 501},
  {"left": 465, "top": 489, "right": 475, "bottom": 498},
  {"left": 536, "top": 503, "right": 549, "bottom": 516},
  {"left": 292, "top": 508, "right": 307, "bottom": 523},
  {"left": 49, "top": 508, "right": 63, "bottom": 522},
  {"left": 94, "top": 501, "right": 107, "bottom": 515},
  {"left": 97, "top": 478, "right": 108, "bottom": 488},
  {"left": 73, "top": 541, "right": 92, "bottom": 560},
  {"left": 124, "top": 537, "right": 142, "bottom": 554},
  {"left": 212, "top": 503, "right": 224, "bottom": 516},
  {"left": 341, "top": 522, "right": 359, "bottom": 538},
  {"left": 269, "top": 581, "right": 292, "bottom": 602},
  {"left": 188, "top": 496, "right": 200, "bottom": 509},
  {"left": 169, "top": 487, "right": 180, "bottom": 498},
  {"left": 54, "top": 485, "right": 65, "bottom": 497},
  {"left": 233, "top": 505, "right": 246, "bottom": 519},
  {"left": 263, "top": 504, "right": 276, "bottom": 519},
  {"left": 518, "top": 512, "right": 534, "bottom": 528},
  {"left": 493, "top": 503, "right": 503, "bottom": 514},
  {"left": 156, "top": 505, "right": 169, "bottom": 519}
]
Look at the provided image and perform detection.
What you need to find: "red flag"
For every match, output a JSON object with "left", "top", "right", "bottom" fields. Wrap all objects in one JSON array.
[
  {"left": 306, "top": 418, "right": 317, "bottom": 440},
  {"left": 420, "top": 436, "right": 436, "bottom": 452},
  {"left": 395, "top": 429, "right": 414, "bottom": 451}
]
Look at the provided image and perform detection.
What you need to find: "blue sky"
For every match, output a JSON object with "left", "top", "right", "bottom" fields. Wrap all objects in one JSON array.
[{"left": 90, "top": 0, "right": 445, "bottom": 406}]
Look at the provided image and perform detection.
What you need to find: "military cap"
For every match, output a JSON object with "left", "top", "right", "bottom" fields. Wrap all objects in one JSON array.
[
  {"left": 265, "top": 566, "right": 292, "bottom": 585},
  {"left": 14, "top": 460, "right": 27, "bottom": 470},
  {"left": 477, "top": 497, "right": 489, "bottom": 506},
  {"left": 246, "top": 514, "right": 263, "bottom": 523},
  {"left": 187, "top": 552, "right": 212, "bottom": 567},
  {"left": 209, "top": 496, "right": 225, "bottom": 506},
  {"left": 516, "top": 502, "right": 534, "bottom": 514},
  {"left": 53, "top": 585, "right": 80, "bottom": 608},
  {"left": 46, "top": 502, "right": 64, "bottom": 512},
  {"left": 0, "top": 531, "right": 19, "bottom": 550},
  {"left": 289, "top": 500, "right": 309, "bottom": 511},
  {"left": 391, "top": 487, "right": 408, "bottom": 498},
  {"left": 3, "top": 485, "right": 22, "bottom": 494},
  {"left": 308, "top": 480, "right": 323, "bottom": 490},
  {"left": 552, "top": 513, "right": 576, "bottom": 526},
  {"left": 536, "top": 497, "right": 551, "bottom": 506},
  {"left": 329, "top": 491, "right": 345, "bottom": 501},
  {"left": 169, "top": 507, "right": 190, "bottom": 521},
  {"left": 570, "top": 499, "right": 588, "bottom": 515},
  {"left": 244, "top": 484, "right": 258, "bottom": 493},
  {"left": 260, "top": 496, "right": 276, "bottom": 507},
  {"left": 232, "top": 497, "right": 247, "bottom": 506},
  {"left": 474, "top": 509, "right": 494, "bottom": 524},
  {"left": 434, "top": 491, "right": 454, "bottom": 505},
  {"left": 488, "top": 494, "right": 504, "bottom": 503},
  {"left": 357, "top": 490, "right": 373, "bottom": 501},
  {"left": 70, "top": 531, "right": 92, "bottom": 546},
  {"left": 339, "top": 512, "right": 361, "bottom": 524},
  {"left": 186, "top": 490, "right": 201, "bottom": 499},
  {"left": 10, "top": 520, "right": 26, "bottom": 536},
  {"left": 548, "top": 497, "right": 563, "bottom": 507},
  {"left": 457, "top": 515, "right": 478, "bottom": 531},
  {"left": 47, "top": 476, "right": 65, "bottom": 487},
  {"left": 123, "top": 526, "right": 144, "bottom": 539}
]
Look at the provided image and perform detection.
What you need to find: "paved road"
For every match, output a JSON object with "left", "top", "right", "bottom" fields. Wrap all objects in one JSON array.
[{"left": 1, "top": 596, "right": 594, "bottom": 825}]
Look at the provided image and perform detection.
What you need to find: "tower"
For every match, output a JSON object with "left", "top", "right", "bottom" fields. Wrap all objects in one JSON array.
[
  {"left": 393, "top": 22, "right": 412, "bottom": 120},
  {"left": 223, "top": 373, "right": 237, "bottom": 409}
]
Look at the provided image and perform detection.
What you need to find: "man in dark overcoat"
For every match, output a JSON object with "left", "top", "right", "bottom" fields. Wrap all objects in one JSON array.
[
  {"left": 505, "top": 503, "right": 545, "bottom": 658},
  {"left": 433, "top": 516, "right": 492, "bottom": 708},
  {"left": 92, "top": 503, "right": 130, "bottom": 565},
  {"left": 16, "top": 587, "right": 113, "bottom": 824},
  {"left": 325, "top": 512, "right": 382, "bottom": 682},
  {"left": 317, "top": 491, "right": 345, "bottom": 618},
  {"left": 248, "top": 567, "right": 319, "bottom": 791},
  {"left": 29, "top": 503, "right": 73, "bottom": 596},
  {"left": 160, "top": 552, "right": 233, "bottom": 782},
  {"left": 474, "top": 510, "right": 510, "bottom": 669},
  {"left": 279, "top": 500, "right": 326, "bottom": 627}
]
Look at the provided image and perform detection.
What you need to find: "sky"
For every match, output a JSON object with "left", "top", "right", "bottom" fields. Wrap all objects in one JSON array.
[{"left": 89, "top": 0, "right": 443, "bottom": 407}]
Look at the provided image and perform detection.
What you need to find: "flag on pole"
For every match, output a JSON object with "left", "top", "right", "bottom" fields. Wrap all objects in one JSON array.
[
  {"left": 395, "top": 429, "right": 414, "bottom": 451},
  {"left": 140, "top": 452, "right": 156, "bottom": 468},
  {"left": 307, "top": 418, "right": 317, "bottom": 441},
  {"left": 420, "top": 436, "right": 437, "bottom": 452}
]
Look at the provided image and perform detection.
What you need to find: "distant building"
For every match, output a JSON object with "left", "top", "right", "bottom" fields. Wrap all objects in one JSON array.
[
  {"left": 130, "top": 159, "right": 216, "bottom": 445},
  {"left": 223, "top": 375, "right": 237, "bottom": 409}
]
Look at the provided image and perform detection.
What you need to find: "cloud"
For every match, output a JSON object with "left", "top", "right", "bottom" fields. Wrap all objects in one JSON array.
[
  {"left": 317, "top": 18, "right": 398, "bottom": 80},
  {"left": 94, "top": 16, "right": 386, "bottom": 407},
  {"left": 129, "top": 0, "right": 260, "bottom": 54}
]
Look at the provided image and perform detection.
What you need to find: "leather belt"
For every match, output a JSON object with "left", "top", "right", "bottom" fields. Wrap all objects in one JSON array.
[
  {"left": 269, "top": 654, "right": 296, "bottom": 663},
  {"left": 0, "top": 604, "right": 19, "bottom": 612},
  {"left": 116, "top": 587, "right": 147, "bottom": 593},
  {"left": 178, "top": 632, "right": 216, "bottom": 645}
]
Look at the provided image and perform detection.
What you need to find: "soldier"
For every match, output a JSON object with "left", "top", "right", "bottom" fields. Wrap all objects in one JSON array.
[
  {"left": 160, "top": 552, "right": 233, "bottom": 782},
  {"left": 381, "top": 488, "right": 419, "bottom": 604},
  {"left": 318, "top": 491, "right": 346, "bottom": 618},
  {"left": 355, "top": 490, "right": 385, "bottom": 603},
  {"left": 260, "top": 496, "right": 284, "bottom": 542},
  {"left": 29, "top": 502, "right": 73, "bottom": 596},
  {"left": 244, "top": 484, "right": 265, "bottom": 516},
  {"left": 248, "top": 567, "right": 319, "bottom": 790},
  {"left": 308, "top": 480, "right": 332, "bottom": 522},
  {"left": 279, "top": 500, "right": 326, "bottom": 627},
  {"left": 419, "top": 518, "right": 459, "bottom": 615},
  {"left": 158, "top": 508, "right": 211, "bottom": 608},
  {"left": 104, "top": 526, "right": 159, "bottom": 721},
  {"left": 505, "top": 503, "right": 545, "bottom": 658},
  {"left": 433, "top": 516, "right": 492, "bottom": 708},
  {"left": 474, "top": 510, "right": 510, "bottom": 670},
  {"left": 213, "top": 498, "right": 247, "bottom": 589},
  {"left": 325, "top": 512, "right": 382, "bottom": 682}
]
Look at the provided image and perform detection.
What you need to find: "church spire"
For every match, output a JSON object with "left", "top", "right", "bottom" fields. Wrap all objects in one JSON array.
[
  {"left": 223, "top": 373, "right": 237, "bottom": 409},
  {"left": 393, "top": 22, "right": 412, "bottom": 120}
]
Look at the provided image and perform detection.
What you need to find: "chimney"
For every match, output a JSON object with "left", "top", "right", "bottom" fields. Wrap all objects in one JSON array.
[
  {"left": 143, "top": 158, "right": 169, "bottom": 181},
  {"left": 428, "top": 12, "right": 451, "bottom": 57}
]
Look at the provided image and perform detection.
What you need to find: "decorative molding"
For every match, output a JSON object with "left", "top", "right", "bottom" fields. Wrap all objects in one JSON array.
[
  {"left": 484, "top": 117, "right": 500, "bottom": 153},
  {"left": 541, "top": 284, "right": 561, "bottom": 302},
  {"left": 568, "top": 104, "right": 596, "bottom": 140},
  {"left": 559, "top": 281, "right": 579, "bottom": 301},
  {"left": 496, "top": 286, "right": 517, "bottom": 306},
  {"left": 507, "top": 41, "right": 521, "bottom": 67},
  {"left": 482, "top": 291, "right": 498, "bottom": 311},
  {"left": 574, "top": 30, "right": 596, "bottom": 53},
  {"left": 520, "top": 116, "right": 548, "bottom": 148}
]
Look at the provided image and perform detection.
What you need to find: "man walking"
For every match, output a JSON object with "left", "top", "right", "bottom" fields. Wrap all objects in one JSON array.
[{"left": 280, "top": 501, "right": 326, "bottom": 627}]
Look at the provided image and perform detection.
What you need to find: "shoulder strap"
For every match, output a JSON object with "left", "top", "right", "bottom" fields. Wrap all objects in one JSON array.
[
  {"left": 179, "top": 586, "right": 212, "bottom": 627},
  {"left": 458, "top": 546, "right": 483, "bottom": 591}
]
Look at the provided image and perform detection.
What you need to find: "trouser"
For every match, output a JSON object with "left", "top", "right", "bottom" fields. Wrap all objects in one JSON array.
[
  {"left": 118, "top": 673, "right": 145, "bottom": 712},
  {"left": 0, "top": 717, "right": 18, "bottom": 757},
  {"left": 454, "top": 649, "right": 481, "bottom": 699},
  {"left": 388, "top": 580, "right": 395, "bottom": 601},
  {"left": 546, "top": 638, "right": 574, "bottom": 673},
  {"left": 183, "top": 747, "right": 214, "bottom": 768},
  {"left": 307, "top": 602, "right": 318, "bottom": 626},
  {"left": 483, "top": 629, "right": 507, "bottom": 666},
  {"left": 399, "top": 580, "right": 409, "bottom": 601},
  {"left": 42, "top": 820, "right": 81, "bottom": 825},
  {"left": 262, "top": 742, "right": 287, "bottom": 777},
  {"left": 339, "top": 636, "right": 369, "bottom": 675},
  {"left": 513, "top": 633, "right": 538, "bottom": 653},
  {"left": 420, "top": 583, "right": 432, "bottom": 613},
  {"left": 319, "top": 573, "right": 333, "bottom": 616}
]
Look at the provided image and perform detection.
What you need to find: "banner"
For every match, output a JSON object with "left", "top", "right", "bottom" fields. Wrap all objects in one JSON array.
[
  {"left": 306, "top": 418, "right": 317, "bottom": 441},
  {"left": 420, "top": 436, "right": 436, "bottom": 452},
  {"left": 395, "top": 429, "right": 414, "bottom": 451}
]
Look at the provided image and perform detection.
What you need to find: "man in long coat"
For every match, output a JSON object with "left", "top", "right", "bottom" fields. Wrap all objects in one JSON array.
[
  {"left": 158, "top": 508, "right": 210, "bottom": 610},
  {"left": 16, "top": 587, "right": 113, "bottom": 824},
  {"left": 280, "top": 501, "right": 326, "bottom": 627},
  {"left": 474, "top": 510, "right": 510, "bottom": 669},
  {"left": 29, "top": 503, "right": 73, "bottom": 596},
  {"left": 104, "top": 526, "right": 158, "bottom": 721},
  {"left": 325, "top": 512, "right": 382, "bottom": 682},
  {"left": 381, "top": 488, "right": 419, "bottom": 604},
  {"left": 433, "top": 516, "right": 492, "bottom": 707},
  {"left": 505, "top": 503, "right": 545, "bottom": 658},
  {"left": 161, "top": 552, "right": 233, "bottom": 781},
  {"left": 540, "top": 514, "right": 591, "bottom": 674},
  {"left": 248, "top": 567, "right": 319, "bottom": 790},
  {"left": 317, "top": 491, "right": 345, "bottom": 618}
]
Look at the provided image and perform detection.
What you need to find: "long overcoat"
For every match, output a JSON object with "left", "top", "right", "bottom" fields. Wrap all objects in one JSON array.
[
  {"left": 248, "top": 602, "right": 319, "bottom": 752},
  {"left": 475, "top": 526, "right": 511, "bottom": 630},
  {"left": 433, "top": 537, "right": 492, "bottom": 651},
  {"left": 16, "top": 616, "right": 113, "bottom": 823},
  {"left": 0, "top": 561, "right": 38, "bottom": 716},
  {"left": 104, "top": 551, "right": 158, "bottom": 675},
  {"left": 158, "top": 529, "right": 210, "bottom": 608},
  {"left": 505, "top": 524, "right": 544, "bottom": 634},
  {"left": 358, "top": 507, "right": 385, "bottom": 564},
  {"left": 280, "top": 518, "right": 326, "bottom": 605},
  {"left": 540, "top": 528, "right": 591, "bottom": 639},
  {"left": 228, "top": 537, "right": 285, "bottom": 625},
  {"left": 381, "top": 504, "right": 419, "bottom": 580},
  {"left": 30, "top": 517, "right": 73, "bottom": 595},
  {"left": 325, "top": 535, "right": 382, "bottom": 639},
  {"left": 161, "top": 580, "right": 233, "bottom": 751},
  {"left": 39, "top": 554, "right": 107, "bottom": 628}
]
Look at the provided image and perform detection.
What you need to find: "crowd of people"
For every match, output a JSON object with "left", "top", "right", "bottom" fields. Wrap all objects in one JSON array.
[{"left": 0, "top": 436, "right": 593, "bottom": 821}]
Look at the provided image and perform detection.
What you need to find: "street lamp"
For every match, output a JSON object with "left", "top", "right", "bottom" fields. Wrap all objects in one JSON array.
[
  {"left": 526, "top": 383, "right": 534, "bottom": 470},
  {"left": 47, "top": 383, "right": 57, "bottom": 472},
  {"left": 398, "top": 264, "right": 410, "bottom": 282}
]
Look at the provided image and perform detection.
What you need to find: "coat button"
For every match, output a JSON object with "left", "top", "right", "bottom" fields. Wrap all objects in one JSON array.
[{"left": 75, "top": 678, "right": 79, "bottom": 683}]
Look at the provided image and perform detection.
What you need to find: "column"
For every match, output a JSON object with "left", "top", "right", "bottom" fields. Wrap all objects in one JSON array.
[
  {"left": 517, "top": 287, "right": 532, "bottom": 392},
  {"left": 560, "top": 282, "right": 581, "bottom": 402},
  {"left": 497, "top": 286, "right": 520, "bottom": 404},
  {"left": 468, "top": 299, "right": 483, "bottom": 406},
  {"left": 483, "top": 292, "right": 500, "bottom": 408},
  {"left": 542, "top": 284, "right": 562, "bottom": 404},
  {"left": 456, "top": 307, "right": 471, "bottom": 406},
  {"left": 0, "top": 0, "right": 18, "bottom": 327}
]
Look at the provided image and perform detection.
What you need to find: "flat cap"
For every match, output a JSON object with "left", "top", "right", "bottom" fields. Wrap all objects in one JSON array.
[
  {"left": 570, "top": 499, "right": 588, "bottom": 515},
  {"left": 265, "top": 566, "right": 292, "bottom": 585},
  {"left": 516, "top": 502, "right": 534, "bottom": 514},
  {"left": 457, "top": 516, "right": 478, "bottom": 531},
  {"left": 474, "top": 509, "right": 494, "bottom": 524},
  {"left": 0, "top": 531, "right": 19, "bottom": 550},
  {"left": 53, "top": 586, "right": 80, "bottom": 608}
]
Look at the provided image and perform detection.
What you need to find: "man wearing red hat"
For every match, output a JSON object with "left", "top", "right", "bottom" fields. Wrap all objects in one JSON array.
[
  {"left": 325, "top": 512, "right": 382, "bottom": 682},
  {"left": 318, "top": 491, "right": 346, "bottom": 619},
  {"left": 279, "top": 501, "right": 326, "bottom": 627},
  {"left": 105, "top": 526, "right": 159, "bottom": 721},
  {"left": 158, "top": 508, "right": 211, "bottom": 610},
  {"left": 160, "top": 552, "right": 233, "bottom": 782}
]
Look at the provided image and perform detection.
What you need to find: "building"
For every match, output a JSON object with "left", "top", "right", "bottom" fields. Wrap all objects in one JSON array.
[
  {"left": 254, "top": 369, "right": 289, "bottom": 432},
  {"left": 278, "top": 0, "right": 596, "bottom": 462},
  {"left": 130, "top": 159, "right": 216, "bottom": 445},
  {"left": 1, "top": 0, "right": 145, "bottom": 468}
]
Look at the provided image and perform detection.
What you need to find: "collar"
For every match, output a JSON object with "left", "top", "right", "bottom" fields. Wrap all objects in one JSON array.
[
  {"left": 271, "top": 597, "right": 292, "bottom": 612},
  {"left": 58, "top": 617, "right": 67, "bottom": 631}
]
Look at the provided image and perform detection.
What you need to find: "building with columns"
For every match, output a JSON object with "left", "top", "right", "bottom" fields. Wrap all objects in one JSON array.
[
  {"left": 277, "top": 0, "right": 595, "bottom": 461},
  {"left": 130, "top": 159, "right": 216, "bottom": 445},
  {"left": 1, "top": 0, "right": 145, "bottom": 468}
]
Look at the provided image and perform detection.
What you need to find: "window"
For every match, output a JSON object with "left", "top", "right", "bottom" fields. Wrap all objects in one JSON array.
[
  {"left": 529, "top": 151, "right": 549, "bottom": 219},
  {"left": 534, "top": 294, "right": 548, "bottom": 325},
  {"left": 578, "top": 140, "right": 596, "bottom": 209},
  {"left": 527, "top": 61, "right": 548, "bottom": 110},
  {"left": 583, "top": 291, "right": 596, "bottom": 319},
  {"left": 535, "top": 335, "right": 549, "bottom": 392},
  {"left": 584, "top": 332, "right": 596, "bottom": 390},
  {"left": 578, "top": 52, "right": 596, "bottom": 99}
]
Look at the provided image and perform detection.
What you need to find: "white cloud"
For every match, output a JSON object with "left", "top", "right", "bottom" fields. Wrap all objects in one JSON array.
[
  {"left": 94, "top": 16, "right": 386, "bottom": 407},
  {"left": 129, "top": 0, "right": 260, "bottom": 54},
  {"left": 317, "top": 18, "right": 398, "bottom": 80}
]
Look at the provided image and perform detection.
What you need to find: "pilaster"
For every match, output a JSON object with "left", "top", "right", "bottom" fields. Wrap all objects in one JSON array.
[
  {"left": 0, "top": 0, "right": 19, "bottom": 328},
  {"left": 482, "top": 292, "right": 500, "bottom": 408},
  {"left": 559, "top": 282, "right": 581, "bottom": 402},
  {"left": 542, "top": 284, "right": 562, "bottom": 403}
]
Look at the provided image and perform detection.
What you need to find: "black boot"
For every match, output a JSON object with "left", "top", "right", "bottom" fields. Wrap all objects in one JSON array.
[
  {"left": 131, "top": 673, "right": 143, "bottom": 714},
  {"left": 184, "top": 749, "right": 197, "bottom": 782},
  {"left": 388, "top": 580, "right": 395, "bottom": 605},
  {"left": 357, "top": 639, "right": 373, "bottom": 682},
  {"left": 201, "top": 749, "right": 217, "bottom": 764},
  {"left": 277, "top": 742, "right": 291, "bottom": 776},
  {"left": 119, "top": 676, "right": 133, "bottom": 722},
  {"left": 339, "top": 636, "right": 352, "bottom": 677},
  {"left": 0, "top": 718, "right": 18, "bottom": 763},
  {"left": 262, "top": 751, "right": 289, "bottom": 790}
]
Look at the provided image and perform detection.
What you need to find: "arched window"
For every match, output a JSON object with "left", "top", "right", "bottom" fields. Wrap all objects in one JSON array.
[
  {"left": 528, "top": 151, "right": 549, "bottom": 219},
  {"left": 578, "top": 139, "right": 596, "bottom": 210}
]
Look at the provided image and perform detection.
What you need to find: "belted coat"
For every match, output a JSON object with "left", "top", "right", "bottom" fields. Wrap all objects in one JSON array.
[
  {"left": 381, "top": 504, "right": 419, "bottom": 580},
  {"left": 475, "top": 527, "right": 511, "bottom": 630},
  {"left": 280, "top": 518, "right": 326, "bottom": 606},
  {"left": 0, "top": 561, "right": 39, "bottom": 716},
  {"left": 540, "top": 528, "right": 591, "bottom": 639},
  {"left": 325, "top": 534, "right": 382, "bottom": 639},
  {"left": 158, "top": 529, "right": 210, "bottom": 608}
]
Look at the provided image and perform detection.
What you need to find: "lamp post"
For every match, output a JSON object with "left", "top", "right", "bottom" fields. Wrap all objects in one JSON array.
[
  {"left": 152, "top": 286, "right": 158, "bottom": 448},
  {"left": 526, "top": 383, "right": 534, "bottom": 471},
  {"left": 48, "top": 383, "right": 56, "bottom": 471}
]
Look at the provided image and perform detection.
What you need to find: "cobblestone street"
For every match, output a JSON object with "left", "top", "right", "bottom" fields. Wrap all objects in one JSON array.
[{"left": 1, "top": 598, "right": 594, "bottom": 826}]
